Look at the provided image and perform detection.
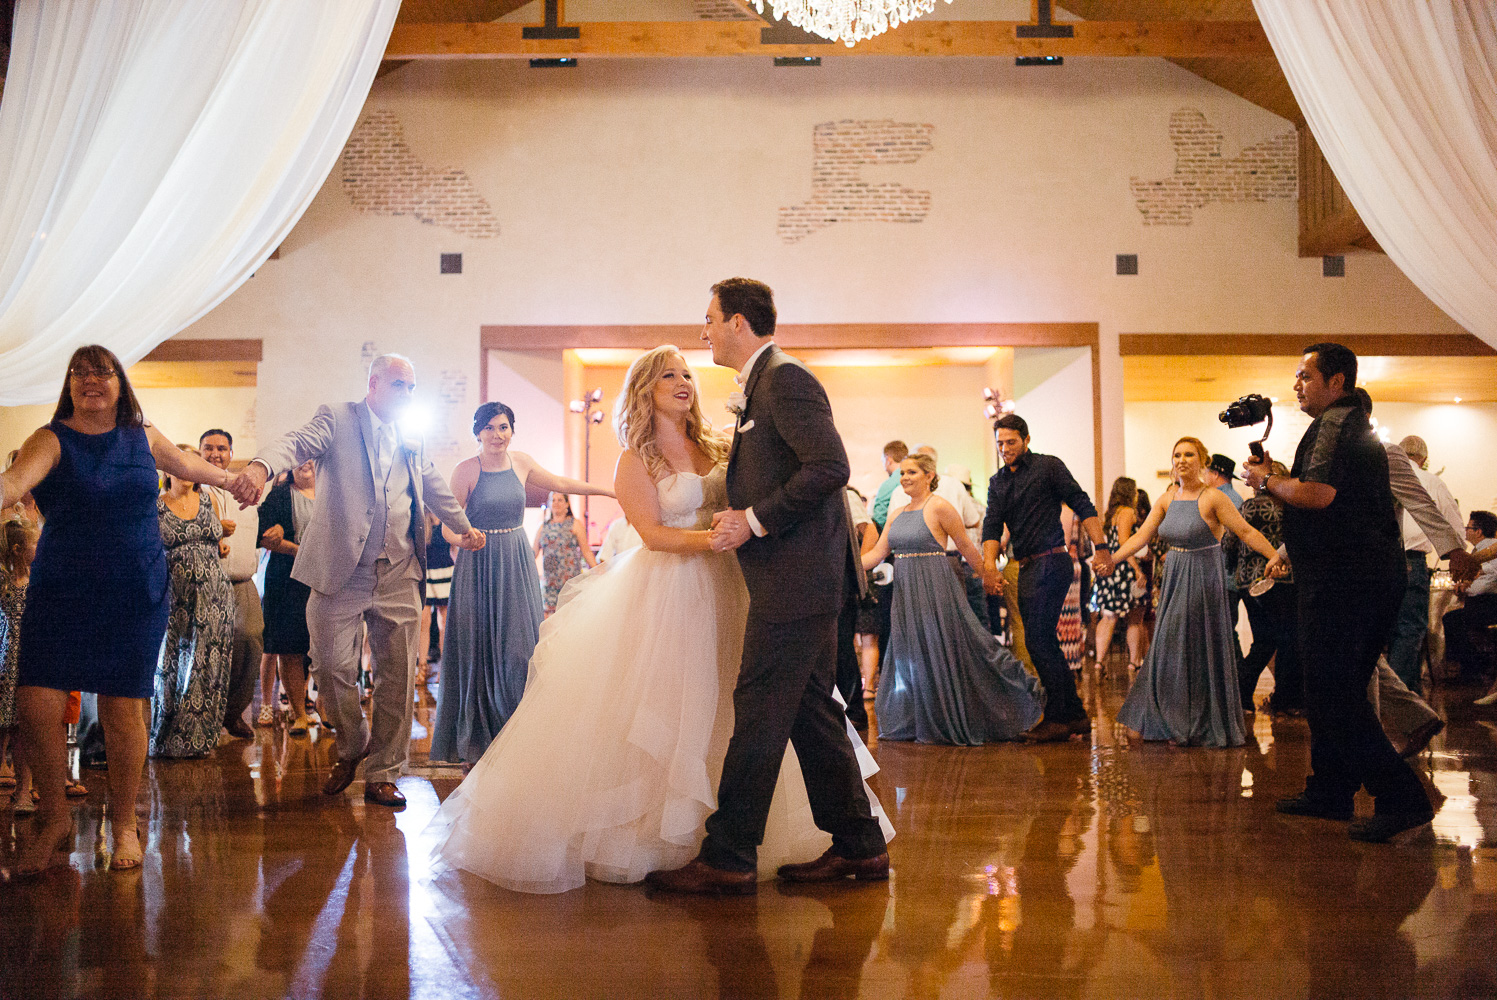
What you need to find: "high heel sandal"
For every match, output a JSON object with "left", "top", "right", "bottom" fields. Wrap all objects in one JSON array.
[
  {"left": 14, "top": 818, "right": 74, "bottom": 879},
  {"left": 109, "top": 824, "right": 146, "bottom": 872}
]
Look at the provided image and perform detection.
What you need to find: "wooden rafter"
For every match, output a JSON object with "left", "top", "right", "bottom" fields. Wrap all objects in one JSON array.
[{"left": 384, "top": 19, "right": 1274, "bottom": 59}]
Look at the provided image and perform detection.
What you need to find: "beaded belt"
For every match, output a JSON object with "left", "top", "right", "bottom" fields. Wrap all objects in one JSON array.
[
  {"left": 1168, "top": 543, "right": 1219, "bottom": 552},
  {"left": 482, "top": 525, "right": 525, "bottom": 534},
  {"left": 894, "top": 552, "right": 947, "bottom": 559}
]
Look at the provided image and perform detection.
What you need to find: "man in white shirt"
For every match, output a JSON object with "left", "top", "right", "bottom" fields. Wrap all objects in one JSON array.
[
  {"left": 1388, "top": 435, "right": 1466, "bottom": 692},
  {"left": 200, "top": 428, "right": 263, "bottom": 740},
  {"left": 596, "top": 515, "right": 641, "bottom": 563},
  {"left": 1447, "top": 511, "right": 1497, "bottom": 684}
]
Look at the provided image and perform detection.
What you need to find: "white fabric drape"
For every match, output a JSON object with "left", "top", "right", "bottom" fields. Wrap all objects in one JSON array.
[
  {"left": 0, "top": 0, "right": 400, "bottom": 404},
  {"left": 1253, "top": 1, "right": 1497, "bottom": 348}
]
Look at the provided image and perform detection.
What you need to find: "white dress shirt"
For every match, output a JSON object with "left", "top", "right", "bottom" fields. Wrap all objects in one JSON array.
[
  {"left": 737, "top": 340, "right": 775, "bottom": 538},
  {"left": 1402, "top": 467, "right": 1464, "bottom": 559}
]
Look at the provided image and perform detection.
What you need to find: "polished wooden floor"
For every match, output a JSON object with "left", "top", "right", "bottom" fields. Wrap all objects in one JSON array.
[{"left": 4, "top": 664, "right": 1497, "bottom": 1000}]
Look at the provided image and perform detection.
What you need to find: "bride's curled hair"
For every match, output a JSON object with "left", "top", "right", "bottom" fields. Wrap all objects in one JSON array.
[{"left": 615, "top": 345, "right": 729, "bottom": 480}]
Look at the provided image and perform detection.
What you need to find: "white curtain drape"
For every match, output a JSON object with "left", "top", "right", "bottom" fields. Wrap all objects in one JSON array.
[
  {"left": 1253, "top": 1, "right": 1497, "bottom": 348},
  {"left": 0, "top": 0, "right": 400, "bottom": 404}
]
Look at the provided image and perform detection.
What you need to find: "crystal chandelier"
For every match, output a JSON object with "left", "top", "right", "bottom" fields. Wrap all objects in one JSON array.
[{"left": 753, "top": 0, "right": 955, "bottom": 48}]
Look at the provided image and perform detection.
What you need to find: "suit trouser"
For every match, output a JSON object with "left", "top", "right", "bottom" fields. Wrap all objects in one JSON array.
[
  {"left": 1298, "top": 572, "right": 1430, "bottom": 815},
  {"left": 222, "top": 579, "right": 264, "bottom": 725},
  {"left": 1018, "top": 551, "right": 1084, "bottom": 723},
  {"left": 1387, "top": 553, "right": 1431, "bottom": 692},
  {"left": 700, "top": 610, "right": 887, "bottom": 873},
  {"left": 1368, "top": 655, "right": 1439, "bottom": 740},
  {"left": 307, "top": 557, "right": 419, "bottom": 784},
  {"left": 835, "top": 588, "right": 868, "bottom": 730}
]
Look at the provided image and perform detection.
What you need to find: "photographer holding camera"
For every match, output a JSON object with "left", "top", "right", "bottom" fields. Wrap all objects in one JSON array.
[{"left": 1240, "top": 343, "right": 1432, "bottom": 842}]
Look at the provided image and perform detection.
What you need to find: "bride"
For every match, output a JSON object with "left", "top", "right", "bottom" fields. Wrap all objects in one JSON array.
[{"left": 426, "top": 346, "right": 892, "bottom": 893}]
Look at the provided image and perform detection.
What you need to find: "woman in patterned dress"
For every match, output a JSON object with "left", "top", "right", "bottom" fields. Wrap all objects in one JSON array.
[
  {"left": 534, "top": 492, "right": 596, "bottom": 615},
  {"left": 1090, "top": 477, "right": 1147, "bottom": 674},
  {"left": 151, "top": 449, "right": 235, "bottom": 758}
]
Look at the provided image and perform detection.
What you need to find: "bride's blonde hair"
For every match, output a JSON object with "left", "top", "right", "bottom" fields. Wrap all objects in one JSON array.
[{"left": 614, "top": 345, "right": 729, "bottom": 481}]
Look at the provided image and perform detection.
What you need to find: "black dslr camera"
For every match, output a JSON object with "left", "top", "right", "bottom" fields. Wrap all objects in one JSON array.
[{"left": 1218, "top": 393, "right": 1274, "bottom": 459}]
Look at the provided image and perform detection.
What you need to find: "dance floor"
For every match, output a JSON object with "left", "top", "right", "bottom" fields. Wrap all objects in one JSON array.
[{"left": 4, "top": 666, "right": 1497, "bottom": 1000}]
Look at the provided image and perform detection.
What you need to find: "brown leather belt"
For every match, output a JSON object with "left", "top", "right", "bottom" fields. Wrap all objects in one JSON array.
[{"left": 1016, "top": 545, "right": 1067, "bottom": 568}]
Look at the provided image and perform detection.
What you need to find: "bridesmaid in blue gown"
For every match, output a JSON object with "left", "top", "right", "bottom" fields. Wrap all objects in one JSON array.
[
  {"left": 862, "top": 454, "right": 1043, "bottom": 745},
  {"left": 1096, "top": 436, "right": 1282, "bottom": 748},
  {"left": 0, "top": 345, "right": 233, "bottom": 875},
  {"left": 429, "top": 402, "right": 614, "bottom": 765}
]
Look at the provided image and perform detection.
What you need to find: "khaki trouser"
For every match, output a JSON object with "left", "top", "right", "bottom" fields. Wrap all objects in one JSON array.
[
  {"left": 307, "top": 557, "right": 419, "bottom": 784},
  {"left": 1003, "top": 558, "right": 1037, "bottom": 676}
]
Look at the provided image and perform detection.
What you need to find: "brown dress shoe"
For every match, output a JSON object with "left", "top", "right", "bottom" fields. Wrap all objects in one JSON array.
[
  {"left": 1021, "top": 720, "right": 1073, "bottom": 743},
  {"left": 363, "top": 782, "right": 407, "bottom": 809},
  {"left": 777, "top": 849, "right": 889, "bottom": 883},
  {"left": 224, "top": 717, "right": 255, "bottom": 740},
  {"left": 1066, "top": 717, "right": 1093, "bottom": 737},
  {"left": 322, "top": 740, "right": 372, "bottom": 796},
  {"left": 644, "top": 859, "right": 756, "bottom": 896}
]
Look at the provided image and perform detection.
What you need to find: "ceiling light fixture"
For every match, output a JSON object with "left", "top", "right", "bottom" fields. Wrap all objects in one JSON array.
[{"left": 753, "top": 0, "right": 953, "bottom": 47}]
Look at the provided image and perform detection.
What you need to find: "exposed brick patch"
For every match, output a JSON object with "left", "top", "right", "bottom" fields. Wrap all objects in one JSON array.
[
  {"left": 340, "top": 109, "right": 499, "bottom": 239},
  {"left": 694, "top": 0, "right": 762, "bottom": 19},
  {"left": 779, "top": 119, "right": 934, "bottom": 244},
  {"left": 1130, "top": 108, "right": 1296, "bottom": 226}
]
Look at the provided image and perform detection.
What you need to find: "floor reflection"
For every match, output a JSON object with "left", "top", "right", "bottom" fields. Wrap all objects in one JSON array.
[{"left": 1, "top": 667, "right": 1496, "bottom": 997}]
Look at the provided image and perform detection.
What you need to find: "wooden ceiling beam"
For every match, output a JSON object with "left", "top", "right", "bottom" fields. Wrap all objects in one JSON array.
[{"left": 385, "top": 19, "right": 1274, "bottom": 59}]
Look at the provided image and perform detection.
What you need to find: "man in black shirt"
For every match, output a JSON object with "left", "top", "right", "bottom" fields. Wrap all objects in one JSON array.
[
  {"left": 981, "top": 414, "right": 1104, "bottom": 742},
  {"left": 1242, "top": 343, "right": 1432, "bottom": 842}
]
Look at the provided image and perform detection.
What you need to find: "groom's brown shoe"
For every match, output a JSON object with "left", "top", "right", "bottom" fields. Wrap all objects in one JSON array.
[
  {"left": 322, "top": 739, "right": 371, "bottom": 796},
  {"left": 777, "top": 849, "right": 889, "bottom": 883},
  {"left": 644, "top": 859, "right": 756, "bottom": 896}
]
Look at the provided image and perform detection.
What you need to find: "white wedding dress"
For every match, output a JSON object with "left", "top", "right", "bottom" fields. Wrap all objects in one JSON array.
[{"left": 426, "top": 464, "right": 894, "bottom": 894}]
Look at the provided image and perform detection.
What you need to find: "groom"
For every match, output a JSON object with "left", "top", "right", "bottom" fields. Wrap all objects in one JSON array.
[{"left": 646, "top": 278, "right": 889, "bottom": 894}]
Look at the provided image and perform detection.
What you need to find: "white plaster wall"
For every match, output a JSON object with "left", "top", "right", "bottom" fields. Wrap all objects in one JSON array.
[
  {"left": 1124, "top": 399, "right": 1497, "bottom": 517},
  {"left": 166, "top": 56, "right": 1461, "bottom": 487},
  {"left": 1013, "top": 348, "right": 1096, "bottom": 502}
]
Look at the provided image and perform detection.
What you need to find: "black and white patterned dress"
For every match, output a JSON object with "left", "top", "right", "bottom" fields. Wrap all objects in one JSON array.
[
  {"left": 1089, "top": 519, "right": 1138, "bottom": 616},
  {"left": 150, "top": 494, "right": 234, "bottom": 758}
]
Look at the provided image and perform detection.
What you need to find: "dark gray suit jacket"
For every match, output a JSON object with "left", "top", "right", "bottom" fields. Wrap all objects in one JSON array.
[{"left": 726, "top": 345, "right": 849, "bottom": 623}]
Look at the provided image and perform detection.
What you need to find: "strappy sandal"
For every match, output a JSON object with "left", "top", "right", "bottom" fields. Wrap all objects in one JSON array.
[
  {"left": 109, "top": 824, "right": 145, "bottom": 872},
  {"left": 12, "top": 787, "right": 38, "bottom": 814}
]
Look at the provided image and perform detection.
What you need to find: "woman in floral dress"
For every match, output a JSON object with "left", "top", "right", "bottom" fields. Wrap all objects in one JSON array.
[{"left": 533, "top": 492, "right": 596, "bottom": 615}]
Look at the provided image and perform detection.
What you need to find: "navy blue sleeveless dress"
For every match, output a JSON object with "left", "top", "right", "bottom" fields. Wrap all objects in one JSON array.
[
  {"left": 429, "top": 466, "right": 544, "bottom": 763},
  {"left": 18, "top": 420, "right": 169, "bottom": 699},
  {"left": 875, "top": 508, "right": 1043, "bottom": 745}
]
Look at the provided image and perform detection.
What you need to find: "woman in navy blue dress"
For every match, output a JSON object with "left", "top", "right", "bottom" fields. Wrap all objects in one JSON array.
[{"left": 0, "top": 345, "right": 234, "bottom": 876}]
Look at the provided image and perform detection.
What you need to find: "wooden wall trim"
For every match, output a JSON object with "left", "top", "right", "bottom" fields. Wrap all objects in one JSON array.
[
  {"left": 140, "top": 339, "right": 263, "bottom": 363},
  {"left": 482, "top": 323, "right": 1099, "bottom": 351},
  {"left": 1117, "top": 333, "right": 1493, "bottom": 357}
]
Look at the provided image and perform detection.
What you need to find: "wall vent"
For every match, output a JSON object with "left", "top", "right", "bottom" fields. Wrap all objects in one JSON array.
[
  {"left": 1323, "top": 255, "right": 1345, "bottom": 277},
  {"left": 1116, "top": 253, "right": 1138, "bottom": 275},
  {"left": 440, "top": 253, "right": 462, "bottom": 274}
]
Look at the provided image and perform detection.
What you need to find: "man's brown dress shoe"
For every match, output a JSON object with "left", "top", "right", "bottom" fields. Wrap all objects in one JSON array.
[
  {"left": 1021, "top": 720, "right": 1073, "bottom": 743},
  {"left": 777, "top": 849, "right": 889, "bottom": 883},
  {"left": 644, "top": 859, "right": 756, "bottom": 896},
  {"left": 224, "top": 717, "right": 255, "bottom": 740},
  {"left": 363, "top": 781, "right": 406, "bottom": 809},
  {"left": 322, "top": 740, "right": 371, "bottom": 796}
]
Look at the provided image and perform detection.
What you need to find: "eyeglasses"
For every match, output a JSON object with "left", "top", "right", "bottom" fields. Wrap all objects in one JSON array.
[{"left": 69, "top": 367, "right": 117, "bottom": 382}]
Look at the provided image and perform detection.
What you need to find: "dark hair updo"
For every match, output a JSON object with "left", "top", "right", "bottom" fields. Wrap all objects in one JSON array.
[{"left": 472, "top": 401, "right": 516, "bottom": 437}]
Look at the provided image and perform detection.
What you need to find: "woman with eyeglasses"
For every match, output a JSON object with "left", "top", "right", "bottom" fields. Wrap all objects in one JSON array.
[{"left": 0, "top": 345, "right": 233, "bottom": 876}]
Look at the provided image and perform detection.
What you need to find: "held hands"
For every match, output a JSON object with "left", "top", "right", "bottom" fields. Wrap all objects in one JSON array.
[
  {"left": 1090, "top": 550, "right": 1116, "bottom": 577},
  {"left": 1448, "top": 548, "right": 1480, "bottom": 587},
  {"left": 1265, "top": 552, "right": 1289, "bottom": 578},
  {"left": 981, "top": 563, "right": 1004, "bottom": 596},
  {"left": 456, "top": 528, "right": 487, "bottom": 552},
  {"left": 229, "top": 463, "right": 268, "bottom": 509},
  {"left": 709, "top": 509, "right": 752, "bottom": 553}
]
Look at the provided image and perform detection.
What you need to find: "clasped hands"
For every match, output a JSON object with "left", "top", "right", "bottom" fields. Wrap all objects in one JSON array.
[{"left": 709, "top": 509, "right": 752, "bottom": 553}]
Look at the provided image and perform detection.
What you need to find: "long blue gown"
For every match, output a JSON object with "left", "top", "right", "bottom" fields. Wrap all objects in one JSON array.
[
  {"left": 1116, "top": 496, "right": 1246, "bottom": 747},
  {"left": 429, "top": 467, "right": 544, "bottom": 763},
  {"left": 875, "top": 508, "right": 1043, "bottom": 745}
]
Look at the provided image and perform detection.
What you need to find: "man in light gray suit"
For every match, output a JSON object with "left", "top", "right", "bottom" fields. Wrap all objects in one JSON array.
[{"left": 230, "top": 355, "right": 485, "bottom": 808}]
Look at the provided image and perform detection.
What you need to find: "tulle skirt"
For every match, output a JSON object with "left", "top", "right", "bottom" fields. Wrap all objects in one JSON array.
[{"left": 425, "top": 544, "right": 893, "bottom": 894}]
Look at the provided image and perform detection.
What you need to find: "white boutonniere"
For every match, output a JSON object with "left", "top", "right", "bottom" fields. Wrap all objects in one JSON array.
[{"left": 726, "top": 391, "right": 747, "bottom": 418}]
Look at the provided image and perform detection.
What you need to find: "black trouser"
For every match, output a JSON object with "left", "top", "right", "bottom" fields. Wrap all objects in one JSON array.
[
  {"left": 835, "top": 587, "right": 868, "bottom": 729},
  {"left": 1018, "top": 550, "right": 1085, "bottom": 724},
  {"left": 700, "top": 611, "right": 887, "bottom": 872},
  {"left": 1238, "top": 582, "right": 1302, "bottom": 710},
  {"left": 1298, "top": 572, "right": 1430, "bottom": 815},
  {"left": 1443, "top": 594, "right": 1497, "bottom": 675}
]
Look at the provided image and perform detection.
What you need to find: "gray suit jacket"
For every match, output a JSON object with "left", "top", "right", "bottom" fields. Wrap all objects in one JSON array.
[{"left": 255, "top": 401, "right": 472, "bottom": 595}]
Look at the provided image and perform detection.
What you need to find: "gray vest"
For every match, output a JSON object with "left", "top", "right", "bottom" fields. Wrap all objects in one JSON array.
[{"left": 359, "top": 428, "right": 418, "bottom": 575}]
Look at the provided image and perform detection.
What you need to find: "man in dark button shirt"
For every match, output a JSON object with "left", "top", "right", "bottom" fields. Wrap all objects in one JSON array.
[
  {"left": 1242, "top": 343, "right": 1433, "bottom": 843},
  {"left": 981, "top": 414, "right": 1104, "bottom": 742}
]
